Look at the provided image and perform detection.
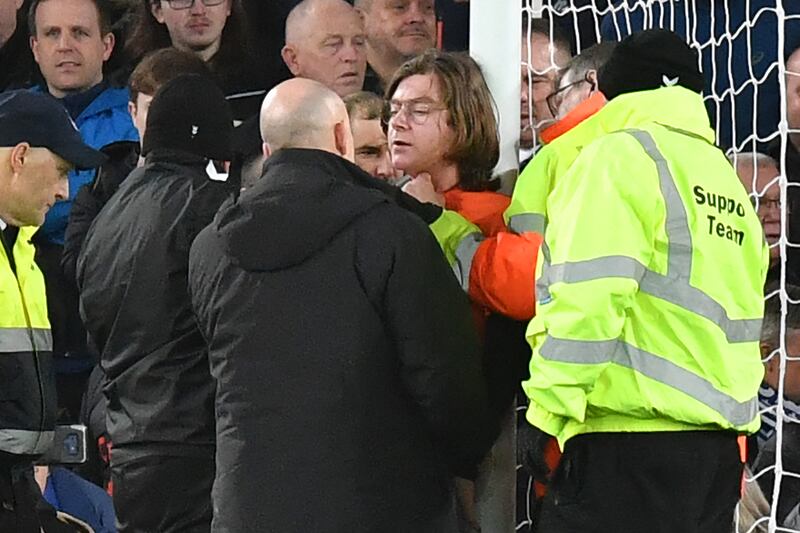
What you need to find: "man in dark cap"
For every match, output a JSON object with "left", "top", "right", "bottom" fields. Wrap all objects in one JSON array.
[
  {"left": 406, "top": 29, "right": 765, "bottom": 532},
  {"left": 76, "top": 74, "right": 235, "bottom": 533},
  {"left": 0, "top": 90, "right": 104, "bottom": 531}
]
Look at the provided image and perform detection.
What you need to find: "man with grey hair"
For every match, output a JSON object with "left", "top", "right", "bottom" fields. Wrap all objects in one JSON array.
[
  {"left": 188, "top": 77, "right": 496, "bottom": 532},
  {"left": 730, "top": 152, "right": 783, "bottom": 268},
  {"left": 281, "top": 0, "right": 367, "bottom": 97},
  {"left": 546, "top": 41, "right": 617, "bottom": 121}
]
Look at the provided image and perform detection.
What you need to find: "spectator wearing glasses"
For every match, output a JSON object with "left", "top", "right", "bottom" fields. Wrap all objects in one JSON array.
[
  {"left": 730, "top": 152, "right": 787, "bottom": 273},
  {"left": 391, "top": 49, "right": 527, "bottom": 532},
  {"left": 343, "top": 91, "right": 398, "bottom": 180},
  {"left": 125, "top": 0, "right": 265, "bottom": 120}
]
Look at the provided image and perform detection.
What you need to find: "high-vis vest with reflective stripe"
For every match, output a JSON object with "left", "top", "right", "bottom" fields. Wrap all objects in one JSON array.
[
  {"left": 0, "top": 225, "right": 56, "bottom": 455},
  {"left": 426, "top": 94, "right": 607, "bottom": 320},
  {"left": 523, "top": 87, "right": 768, "bottom": 449}
]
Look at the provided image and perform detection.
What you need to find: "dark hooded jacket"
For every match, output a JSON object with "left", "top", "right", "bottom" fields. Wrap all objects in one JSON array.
[
  {"left": 188, "top": 148, "right": 496, "bottom": 533},
  {"left": 76, "top": 149, "right": 234, "bottom": 449}
]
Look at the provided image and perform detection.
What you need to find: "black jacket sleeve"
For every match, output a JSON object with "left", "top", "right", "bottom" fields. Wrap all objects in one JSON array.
[
  {"left": 62, "top": 182, "right": 103, "bottom": 287},
  {"left": 367, "top": 209, "right": 497, "bottom": 479},
  {"left": 62, "top": 141, "right": 139, "bottom": 286}
]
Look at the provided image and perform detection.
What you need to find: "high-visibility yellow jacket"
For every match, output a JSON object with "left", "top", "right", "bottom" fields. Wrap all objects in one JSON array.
[
  {"left": 0, "top": 225, "right": 56, "bottom": 455},
  {"left": 523, "top": 87, "right": 769, "bottom": 449}
]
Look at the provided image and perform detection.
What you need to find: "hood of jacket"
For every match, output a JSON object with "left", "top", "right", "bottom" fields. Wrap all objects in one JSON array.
[
  {"left": 595, "top": 85, "right": 715, "bottom": 143},
  {"left": 214, "top": 148, "right": 390, "bottom": 272}
]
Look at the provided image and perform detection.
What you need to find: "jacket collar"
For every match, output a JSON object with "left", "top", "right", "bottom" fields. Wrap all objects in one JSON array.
[
  {"left": 594, "top": 86, "right": 715, "bottom": 144},
  {"left": 540, "top": 92, "right": 607, "bottom": 145}
]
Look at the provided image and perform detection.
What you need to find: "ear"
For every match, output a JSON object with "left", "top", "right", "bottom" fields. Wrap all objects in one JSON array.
[
  {"left": 101, "top": 31, "right": 115, "bottom": 62},
  {"left": 151, "top": 1, "right": 166, "bottom": 24},
  {"left": 9, "top": 142, "right": 30, "bottom": 176},
  {"left": 30, "top": 35, "right": 40, "bottom": 63},
  {"left": 586, "top": 69, "right": 598, "bottom": 92},
  {"left": 281, "top": 45, "right": 301, "bottom": 76},
  {"left": 262, "top": 142, "right": 272, "bottom": 159},
  {"left": 334, "top": 120, "right": 351, "bottom": 160},
  {"left": 14, "top": 0, "right": 24, "bottom": 10}
]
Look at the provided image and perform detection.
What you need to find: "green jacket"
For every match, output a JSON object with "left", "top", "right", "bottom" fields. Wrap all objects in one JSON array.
[{"left": 523, "top": 87, "right": 769, "bottom": 448}]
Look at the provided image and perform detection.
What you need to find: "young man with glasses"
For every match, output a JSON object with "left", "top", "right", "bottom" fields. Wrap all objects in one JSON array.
[{"left": 125, "top": 0, "right": 265, "bottom": 120}]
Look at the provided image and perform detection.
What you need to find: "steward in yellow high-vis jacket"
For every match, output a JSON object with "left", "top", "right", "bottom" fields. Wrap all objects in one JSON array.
[
  {"left": 528, "top": 30, "right": 769, "bottom": 533},
  {"left": 0, "top": 90, "right": 104, "bottom": 531}
]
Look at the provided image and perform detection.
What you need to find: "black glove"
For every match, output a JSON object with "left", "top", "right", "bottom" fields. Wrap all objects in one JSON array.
[{"left": 517, "top": 422, "right": 554, "bottom": 483}]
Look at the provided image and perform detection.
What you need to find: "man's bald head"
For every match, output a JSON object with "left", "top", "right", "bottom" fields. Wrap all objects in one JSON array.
[
  {"left": 260, "top": 78, "right": 354, "bottom": 162},
  {"left": 282, "top": 0, "right": 367, "bottom": 97}
]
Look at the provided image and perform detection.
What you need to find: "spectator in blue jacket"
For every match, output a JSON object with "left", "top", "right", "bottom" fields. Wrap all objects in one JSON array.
[{"left": 28, "top": 0, "right": 138, "bottom": 422}]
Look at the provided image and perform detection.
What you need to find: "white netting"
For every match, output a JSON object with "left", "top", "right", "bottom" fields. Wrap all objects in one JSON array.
[{"left": 517, "top": 1, "right": 800, "bottom": 532}]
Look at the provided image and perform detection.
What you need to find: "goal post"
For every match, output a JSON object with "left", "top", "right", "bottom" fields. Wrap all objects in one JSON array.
[{"left": 477, "top": 1, "right": 799, "bottom": 532}]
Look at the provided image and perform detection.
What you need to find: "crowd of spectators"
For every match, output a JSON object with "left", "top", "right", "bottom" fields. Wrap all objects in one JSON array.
[{"left": 1, "top": 0, "right": 800, "bottom": 532}]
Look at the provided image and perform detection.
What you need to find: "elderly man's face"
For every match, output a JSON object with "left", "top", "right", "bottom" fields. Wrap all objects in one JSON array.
[
  {"left": 30, "top": 0, "right": 114, "bottom": 97},
  {"left": 361, "top": 0, "right": 436, "bottom": 61},
  {"left": 151, "top": 0, "right": 232, "bottom": 57},
  {"left": 283, "top": 3, "right": 367, "bottom": 97},
  {"left": 351, "top": 116, "right": 396, "bottom": 179},
  {"left": 736, "top": 159, "right": 783, "bottom": 262},
  {"left": 520, "top": 32, "right": 570, "bottom": 149}
]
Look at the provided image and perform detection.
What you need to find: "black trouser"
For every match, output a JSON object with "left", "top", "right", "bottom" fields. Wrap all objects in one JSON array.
[
  {"left": 0, "top": 461, "right": 41, "bottom": 532},
  {"left": 536, "top": 431, "right": 743, "bottom": 533},
  {"left": 111, "top": 446, "right": 214, "bottom": 533}
]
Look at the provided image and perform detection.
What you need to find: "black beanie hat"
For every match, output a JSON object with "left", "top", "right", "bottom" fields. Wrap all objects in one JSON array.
[
  {"left": 142, "top": 74, "right": 233, "bottom": 161},
  {"left": 597, "top": 29, "right": 705, "bottom": 101}
]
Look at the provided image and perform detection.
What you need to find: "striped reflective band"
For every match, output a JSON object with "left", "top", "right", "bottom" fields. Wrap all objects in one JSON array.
[
  {"left": 537, "top": 129, "right": 761, "bottom": 343},
  {"left": 539, "top": 336, "right": 758, "bottom": 427},
  {"left": 0, "top": 328, "right": 52, "bottom": 353},
  {"left": 508, "top": 213, "right": 547, "bottom": 235},
  {"left": 0, "top": 428, "right": 54, "bottom": 455},
  {"left": 452, "top": 232, "right": 483, "bottom": 292}
]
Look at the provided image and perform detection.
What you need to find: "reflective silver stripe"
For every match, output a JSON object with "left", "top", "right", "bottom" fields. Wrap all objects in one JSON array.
[
  {"left": 540, "top": 255, "right": 760, "bottom": 342},
  {"left": 0, "top": 328, "right": 52, "bottom": 353},
  {"left": 537, "top": 129, "right": 761, "bottom": 342},
  {"left": 544, "top": 255, "right": 646, "bottom": 287},
  {"left": 539, "top": 336, "right": 758, "bottom": 426},
  {"left": 452, "top": 232, "right": 483, "bottom": 292},
  {"left": 508, "top": 213, "right": 547, "bottom": 235},
  {"left": 625, "top": 129, "right": 693, "bottom": 279},
  {"left": 0, "top": 429, "right": 54, "bottom": 455}
]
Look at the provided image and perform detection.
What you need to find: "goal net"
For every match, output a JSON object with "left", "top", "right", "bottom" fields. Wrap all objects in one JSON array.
[{"left": 518, "top": 1, "right": 800, "bottom": 532}]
